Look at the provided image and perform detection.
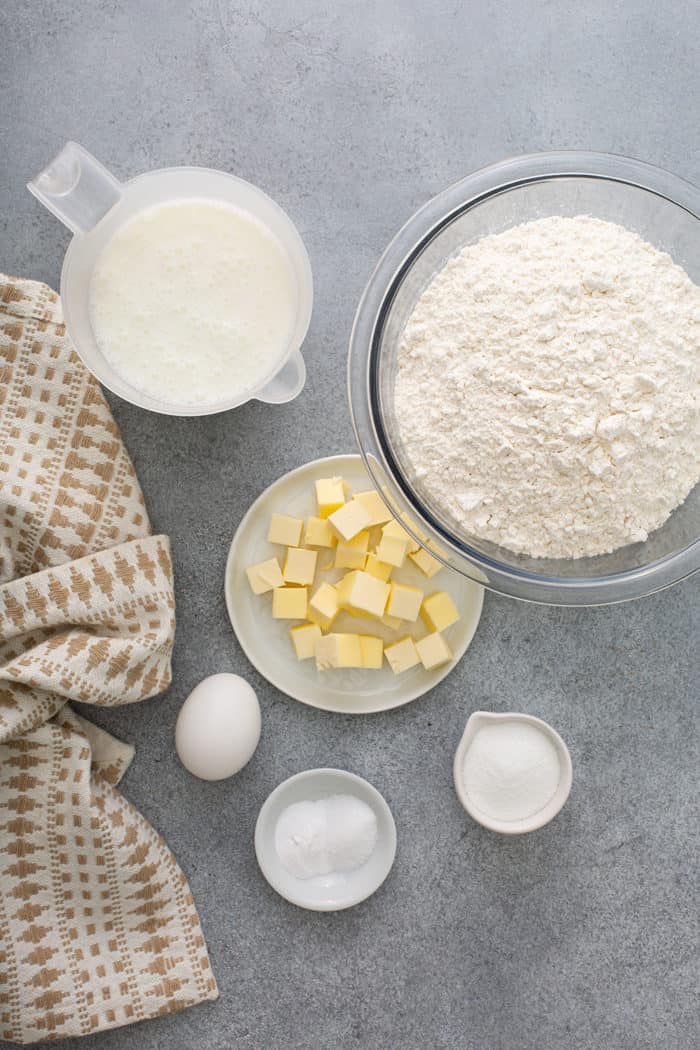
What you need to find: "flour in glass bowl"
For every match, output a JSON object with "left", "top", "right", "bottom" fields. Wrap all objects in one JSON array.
[{"left": 394, "top": 216, "right": 700, "bottom": 559}]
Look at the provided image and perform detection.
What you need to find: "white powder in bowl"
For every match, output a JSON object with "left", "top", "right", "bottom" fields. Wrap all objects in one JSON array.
[
  {"left": 394, "top": 216, "right": 700, "bottom": 559},
  {"left": 274, "top": 795, "right": 378, "bottom": 880},
  {"left": 461, "top": 721, "right": 561, "bottom": 822}
]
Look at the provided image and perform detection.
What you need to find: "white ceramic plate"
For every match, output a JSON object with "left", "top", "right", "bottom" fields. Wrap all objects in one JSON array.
[
  {"left": 255, "top": 768, "right": 397, "bottom": 911},
  {"left": 225, "top": 454, "right": 484, "bottom": 714}
]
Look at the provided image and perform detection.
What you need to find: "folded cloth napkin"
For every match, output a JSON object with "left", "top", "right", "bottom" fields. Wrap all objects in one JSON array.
[{"left": 0, "top": 274, "right": 218, "bottom": 1043}]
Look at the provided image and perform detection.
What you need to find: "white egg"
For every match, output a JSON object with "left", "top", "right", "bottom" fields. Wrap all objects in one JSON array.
[{"left": 175, "top": 673, "right": 261, "bottom": 781}]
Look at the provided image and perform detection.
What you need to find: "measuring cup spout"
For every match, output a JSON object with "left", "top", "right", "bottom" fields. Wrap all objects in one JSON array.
[{"left": 27, "top": 142, "right": 122, "bottom": 235}]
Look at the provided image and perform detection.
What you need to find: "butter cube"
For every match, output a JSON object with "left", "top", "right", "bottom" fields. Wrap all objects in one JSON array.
[
  {"left": 386, "top": 581, "right": 424, "bottom": 622},
  {"left": 334, "top": 530, "right": 369, "bottom": 570},
  {"left": 315, "top": 633, "right": 363, "bottom": 670},
  {"left": 364, "top": 553, "right": 393, "bottom": 581},
  {"left": 384, "top": 636, "right": 420, "bottom": 674},
  {"left": 268, "top": 513, "right": 303, "bottom": 547},
  {"left": 381, "top": 613, "right": 403, "bottom": 630},
  {"left": 421, "top": 591, "right": 460, "bottom": 633},
  {"left": 376, "top": 532, "right": 409, "bottom": 568},
  {"left": 415, "top": 632, "right": 452, "bottom": 670},
  {"left": 328, "top": 499, "right": 372, "bottom": 541},
  {"left": 336, "top": 570, "right": 390, "bottom": 618},
  {"left": 315, "top": 477, "right": 345, "bottom": 518},
  {"left": 283, "top": 546, "right": 317, "bottom": 586},
  {"left": 409, "top": 547, "right": 442, "bottom": 578},
  {"left": 272, "top": 586, "right": 308, "bottom": 619},
  {"left": 359, "top": 635, "right": 384, "bottom": 669},
  {"left": 246, "top": 557, "right": 284, "bottom": 595},
  {"left": 303, "top": 516, "right": 337, "bottom": 548},
  {"left": 383, "top": 518, "right": 420, "bottom": 553},
  {"left": 308, "top": 581, "right": 339, "bottom": 630},
  {"left": 355, "top": 489, "right": 393, "bottom": 527},
  {"left": 290, "top": 623, "right": 322, "bottom": 660}
]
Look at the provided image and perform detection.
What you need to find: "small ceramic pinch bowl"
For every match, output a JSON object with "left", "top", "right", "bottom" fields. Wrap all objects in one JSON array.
[
  {"left": 453, "top": 711, "right": 573, "bottom": 834},
  {"left": 255, "top": 768, "right": 397, "bottom": 911}
]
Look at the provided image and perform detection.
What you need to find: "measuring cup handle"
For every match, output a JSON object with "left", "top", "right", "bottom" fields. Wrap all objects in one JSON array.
[
  {"left": 255, "top": 349, "right": 306, "bottom": 404},
  {"left": 27, "top": 142, "right": 122, "bottom": 235}
]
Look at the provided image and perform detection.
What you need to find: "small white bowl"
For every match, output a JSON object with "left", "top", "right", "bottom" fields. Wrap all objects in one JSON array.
[
  {"left": 453, "top": 711, "right": 573, "bottom": 834},
  {"left": 254, "top": 768, "right": 397, "bottom": 911}
]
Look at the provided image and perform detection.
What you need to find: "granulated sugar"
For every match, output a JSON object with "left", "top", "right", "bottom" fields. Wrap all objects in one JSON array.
[{"left": 394, "top": 216, "right": 700, "bottom": 559}]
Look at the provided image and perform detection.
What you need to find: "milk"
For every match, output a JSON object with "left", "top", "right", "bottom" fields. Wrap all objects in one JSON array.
[{"left": 88, "top": 198, "right": 297, "bottom": 406}]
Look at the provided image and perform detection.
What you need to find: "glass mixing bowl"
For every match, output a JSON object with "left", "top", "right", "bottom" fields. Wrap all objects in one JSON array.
[{"left": 348, "top": 152, "right": 700, "bottom": 605}]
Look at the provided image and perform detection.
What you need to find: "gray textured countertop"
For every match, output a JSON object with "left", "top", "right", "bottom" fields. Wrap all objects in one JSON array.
[{"left": 2, "top": 3, "right": 699, "bottom": 1048}]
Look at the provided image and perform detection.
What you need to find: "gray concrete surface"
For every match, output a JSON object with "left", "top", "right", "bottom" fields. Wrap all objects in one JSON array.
[{"left": 2, "top": 2, "right": 699, "bottom": 1048}]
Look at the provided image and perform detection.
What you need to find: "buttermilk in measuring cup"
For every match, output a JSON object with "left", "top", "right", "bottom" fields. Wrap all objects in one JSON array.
[{"left": 88, "top": 198, "right": 296, "bottom": 406}]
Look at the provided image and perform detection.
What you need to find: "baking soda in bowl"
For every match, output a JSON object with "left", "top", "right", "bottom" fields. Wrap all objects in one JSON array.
[{"left": 88, "top": 198, "right": 297, "bottom": 406}]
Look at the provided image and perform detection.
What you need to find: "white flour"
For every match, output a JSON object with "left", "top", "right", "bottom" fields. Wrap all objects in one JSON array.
[{"left": 394, "top": 216, "right": 700, "bottom": 559}]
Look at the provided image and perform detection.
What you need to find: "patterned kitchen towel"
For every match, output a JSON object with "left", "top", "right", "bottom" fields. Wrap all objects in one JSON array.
[{"left": 0, "top": 274, "right": 218, "bottom": 1044}]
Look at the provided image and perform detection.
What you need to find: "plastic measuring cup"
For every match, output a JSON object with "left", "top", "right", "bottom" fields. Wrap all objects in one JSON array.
[{"left": 28, "top": 142, "right": 313, "bottom": 415}]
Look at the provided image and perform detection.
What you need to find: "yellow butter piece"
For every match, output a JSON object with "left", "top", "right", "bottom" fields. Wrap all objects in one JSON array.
[
  {"left": 381, "top": 613, "right": 403, "bottom": 630},
  {"left": 359, "top": 634, "right": 383, "bottom": 669},
  {"left": 272, "top": 586, "right": 308, "bottom": 619},
  {"left": 355, "top": 489, "right": 393, "bottom": 527},
  {"left": 290, "top": 623, "right": 322, "bottom": 660},
  {"left": 336, "top": 570, "right": 390, "bottom": 618},
  {"left": 421, "top": 591, "right": 460, "bottom": 632},
  {"left": 376, "top": 532, "right": 409, "bottom": 568},
  {"left": 308, "top": 581, "right": 339, "bottom": 630},
  {"left": 315, "top": 477, "right": 345, "bottom": 518},
  {"left": 315, "top": 632, "right": 363, "bottom": 670},
  {"left": 268, "top": 513, "right": 303, "bottom": 547},
  {"left": 409, "top": 547, "right": 442, "bottom": 578},
  {"left": 384, "top": 636, "right": 420, "bottom": 674},
  {"left": 283, "top": 546, "right": 317, "bottom": 586},
  {"left": 303, "top": 516, "right": 337, "bottom": 548},
  {"left": 386, "top": 580, "right": 424, "bottom": 622},
  {"left": 364, "top": 553, "right": 393, "bottom": 581},
  {"left": 328, "top": 498, "right": 372, "bottom": 541},
  {"left": 415, "top": 632, "right": 452, "bottom": 670},
  {"left": 245, "top": 557, "right": 284, "bottom": 595},
  {"left": 334, "top": 530, "right": 369, "bottom": 569},
  {"left": 383, "top": 518, "right": 420, "bottom": 553}
]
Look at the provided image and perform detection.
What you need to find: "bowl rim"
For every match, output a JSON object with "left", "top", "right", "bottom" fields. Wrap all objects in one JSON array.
[
  {"left": 452, "top": 710, "right": 573, "bottom": 834},
  {"left": 348, "top": 150, "right": 700, "bottom": 605}
]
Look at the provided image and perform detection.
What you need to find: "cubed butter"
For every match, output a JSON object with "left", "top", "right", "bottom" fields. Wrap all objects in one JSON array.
[
  {"left": 272, "top": 586, "right": 308, "bottom": 619},
  {"left": 303, "top": 516, "right": 337, "bottom": 548},
  {"left": 359, "top": 635, "right": 384, "bottom": 669},
  {"left": 268, "top": 513, "right": 303, "bottom": 547},
  {"left": 245, "top": 557, "right": 284, "bottom": 595},
  {"left": 283, "top": 546, "right": 317, "bottom": 586},
  {"left": 336, "top": 570, "right": 390, "bottom": 618},
  {"left": 409, "top": 546, "right": 442, "bottom": 578},
  {"left": 355, "top": 489, "right": 393, "bottom": 526},
  {"left": 315, "top": 477, "right": 345, "bottom": 518},
  {"left": 315, "top": 633, "right": 363, "bottom": 670},
  {"left": 381, "top": 613, "right": 403, "bottom": 630},
  {"left": 376, "top": 532, "right": 409, "bottom": 568},
  {"left": 365, "top": 553, "right": 393, "bottom": 581},
  {"left": 334, "top": 530, "right": 369, "bottom": 570},
  {"left": 421, "top": 591, "right": 460, "bottom": 632},
  {"left": 328, "top": 499, "right": 372, "bottom": 541},
  {"left": 290, "top": 623, "right": 322, "bottom": 660},
  {"left": 308, "top": 581, "right": 339, "bottom": 629},
  {"left": 384, "top": 636, "right": 420, "bottom": 674},
  {"left": 386, "top": 580, "right": 424, "bottom": 621},
  {"left": 383, "top": 518, "right": 420, "bottom": 553},
  {"left": 415, "top": 632, "right": 452, "bottom": 670}
]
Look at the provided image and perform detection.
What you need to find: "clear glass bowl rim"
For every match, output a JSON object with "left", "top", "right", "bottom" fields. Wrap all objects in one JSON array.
[{"left": 347, "top": 151, "right": 700, "bottom": 606}]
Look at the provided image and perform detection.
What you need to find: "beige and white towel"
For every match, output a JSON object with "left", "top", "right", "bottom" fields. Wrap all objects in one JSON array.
[{"left": 0, "top": 274, "right": 218, "bottom": 1043}]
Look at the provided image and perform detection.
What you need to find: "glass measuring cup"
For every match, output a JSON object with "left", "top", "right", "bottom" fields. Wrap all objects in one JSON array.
[{"left": 28, "top": 142, "right": 313, "bottom": 415}]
